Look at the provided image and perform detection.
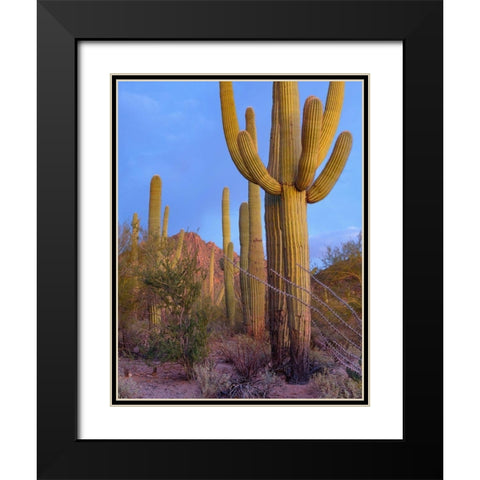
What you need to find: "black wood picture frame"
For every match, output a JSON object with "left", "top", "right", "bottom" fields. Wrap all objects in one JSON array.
[{"left": 37, "top": 1, "right": 443, "bottom": 479}]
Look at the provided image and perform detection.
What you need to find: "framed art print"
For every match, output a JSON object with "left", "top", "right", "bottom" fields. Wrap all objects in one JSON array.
[{"left": 38, "top": 1, "right": 443, "bottom": 479}]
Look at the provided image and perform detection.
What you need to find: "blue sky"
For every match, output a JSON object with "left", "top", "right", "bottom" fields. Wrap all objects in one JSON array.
[{"left": 117, "top": 80, "right": 363, "bottom": 267}]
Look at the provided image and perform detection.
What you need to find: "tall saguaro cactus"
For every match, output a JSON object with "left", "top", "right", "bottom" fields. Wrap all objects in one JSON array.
[
  {"left": 147, "top": 175, "right": 163, "bottom": 326},
  {"left": 239, "top": 202, "right": 250, "bottom": 329},
  {"left": 248, "top": 182, "right": 266, "bottom": 338},
  {"left": 148, "top": 175, "right": 162, "bottom": 243},
  {"left": 220, "top": 81, "right": 352, "bottom": 383},
  {"left": 222, "top": 187, "right": 235, "bottom": 324},
  {"left": 244, "top": 108, "right": 267, "bottom": 339}
]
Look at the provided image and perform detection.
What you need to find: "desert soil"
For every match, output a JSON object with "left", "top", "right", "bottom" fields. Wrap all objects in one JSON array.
[{"left": 117, "top": 355, "right": 344, "bottom": 400}]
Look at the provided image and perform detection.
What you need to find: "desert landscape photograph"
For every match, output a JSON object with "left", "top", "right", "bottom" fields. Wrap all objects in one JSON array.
[{"left": 115, "top": 78, "right": 365, "bottom": 402}]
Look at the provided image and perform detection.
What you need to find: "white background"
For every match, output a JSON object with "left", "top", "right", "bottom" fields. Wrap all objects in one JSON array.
[
  {"left": 79, "top": 41, "right": 402, "bottom": 440},
  {"left": 1, "top": 0, "right": 478, "bottom": 476}
]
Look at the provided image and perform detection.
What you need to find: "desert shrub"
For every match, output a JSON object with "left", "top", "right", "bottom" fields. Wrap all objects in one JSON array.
[
  {"left": 193, "top": 360, "right": 231, "bottom": 398},
  {"left": 118, "top": 376, "right": 142, "bottom": 399},
  {"left": 308, "top": 348, "right": 337, "bottom": 375},
  {"left": 220, "top": 335, "right": 269, "bottom": 381},
  {"left": 139, "top": 243, "right": 210, "bottom": 378},
  {"left": 218, "top": 369, "right": 281, "bottom": 399},
  {"left": 141, "top": 312, "right": 209, "bottom": 379},
  {"left": 308, "top": 372, "right": 362, "bottom": 399}
]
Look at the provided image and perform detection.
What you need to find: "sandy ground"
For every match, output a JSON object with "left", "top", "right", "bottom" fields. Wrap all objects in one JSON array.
[{"left": 117, "top": 356, "right": 348, "bottom": 400}]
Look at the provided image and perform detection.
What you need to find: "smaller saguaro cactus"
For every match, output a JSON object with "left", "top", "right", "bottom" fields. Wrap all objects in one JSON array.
[
  {"left": 248, "top": 182, "right": 266, "bottom": 339},
  {"left": 148, "top": 175, "right": 162, "bottom": 243},
  {"left": 215, "top": 284, "right": 225, "bottom": 306},
  {"left": 239, "top": 202, "right": 250, "bottom": 329},
  {"left": 174, "top": 229, "right": 185, "bottom": 264},
  {"left": 131, "top": 212, "right": 140, "bottom": 264},
  {"left": 161, "top": 205, "right": 170, "bottom": 241},
  {"left": 222, "top": 187, "right": 235, "bottom": 324},
  {"left": 225, "top": 242, "right": 235, "bottom": 325},
  {"left": 209, "top": 245, "right": 215, "bottom": 303}
]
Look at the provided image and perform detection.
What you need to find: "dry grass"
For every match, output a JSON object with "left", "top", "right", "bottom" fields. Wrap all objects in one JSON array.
[
  {"left": 118, "top": 376, "right": 143, "bottom": 399},
  {"left": 219, "top": 335, "right": 269, "bottom": 381},
  {"left": 308, "top": 372, "right": 362, "bottom": 399},
  {"left": 193, "top": 361, "right": 231, "bottom": 398},
  {"left": 218, "top": 369, "right": 281, "bottom": 399}
]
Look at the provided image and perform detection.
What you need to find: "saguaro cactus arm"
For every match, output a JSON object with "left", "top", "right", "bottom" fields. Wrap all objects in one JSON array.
[
  {"left": 220, "top": 82, "right": 282, "bottom": 195},
  {"left": 245, "top": 107, "right": 257, "bottom": 147},
  {"left": 307, "top": 131, "right": 353, "bottom": 204},
  {"left": 318, "top": 82, "right": 345, "bottom": 163},
  {"left": 237, "top": 132, "right": 282, "bottom": 195},
  {"left": 161, "top": 205, "right": 170, "bottom": 239},
  {"left": 219, "top": 82, "right": 256, "bottom": 183},
  {"left": 295, "top": 96, "right": 324, "bottom": 191}
]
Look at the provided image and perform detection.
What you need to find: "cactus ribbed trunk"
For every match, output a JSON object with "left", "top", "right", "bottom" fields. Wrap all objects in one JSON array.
[
  {"left": 281, "top": 186, "right": 311, "bottom": 383},
  {"left": 265, "top": 192, "right": 289, "bottom": 368},
  {"left": 131, "top": 212, "right": 139, "bottom": 264},
  {"left": 266, "top": 82, "right": 288, "bottom": 368},
  {"left": 225, "top": 242, "right": 235, "bottom": 325},
  {"left": 209, "top": 246, "right": 215, "bottom": 303},
  {"left": 149, "top": 305, "right": 161, "bottom": 327},
  {"left": 276, "top": 83, "right": 310, "bottom": 383},
  {"left": 222, "top": 187, "right": 235, "bottom": 324},
  {"left": 239, "top": 202, "right": 250, "bottom": 329},
  {"left": 162, "top": 205, "right": 169, "bottom": 241},
  {"left": 148, "top": 175, "right": 161, "bottom": 243},
  {"left": 248, "top": 182, "right": 266, "bottom": 339},
  {"left": 147, "top": 175, "right": 162, "bottom": 327}
]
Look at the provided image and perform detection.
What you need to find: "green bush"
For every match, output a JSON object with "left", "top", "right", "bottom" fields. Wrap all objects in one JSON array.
[
  {"left": 139, "top": 243, "right": 210, "bottom": 378},
  {"left": 142, "top": 312, "right": 209, "bottom": 379}
]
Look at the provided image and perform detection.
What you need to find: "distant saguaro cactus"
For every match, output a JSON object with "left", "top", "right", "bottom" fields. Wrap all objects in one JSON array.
[
  {"left": 222, "top": 187, "right": 235, "bottom": 324},
  {"left": 148, "top": 175, "right": 162, "bottom": 243},
  {"left": 131, "top": 212, "right": 139, "bottom": 264},
  {"left": 162, "top": 205, "right": 169, "bottom": 240},
  {"left": 239, "top": 202, "right": 250, "bottom": 328},
  {"left": 220, "top": 81, "right": 352, "bottom": 383},
  {"left": 209, "top": 245, "right": 215, "bottom": 303},
  {"left": 174, "top": 228, "right": 185, "bottom": 264},
  {"left": 225, "top": 242, "right": 235, "bottom": 325}
]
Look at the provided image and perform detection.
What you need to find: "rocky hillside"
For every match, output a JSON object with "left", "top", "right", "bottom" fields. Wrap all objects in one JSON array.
[{"left": 170, "top": 231, "right": 240, "bottom": 298}]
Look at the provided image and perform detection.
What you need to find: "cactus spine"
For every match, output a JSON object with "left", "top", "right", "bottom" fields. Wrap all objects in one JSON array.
[
  {"left": 239, "top": 202, "right": 250, "bottom": 329},
  {"left": 148, "top": 175, "right": 162, "bottom": 243},
  {"left": 220, "top": 81, "right": 352, "bottom": 383},
  {"left": 222, "top": 187, "right": 235, "bottom": 324}
]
